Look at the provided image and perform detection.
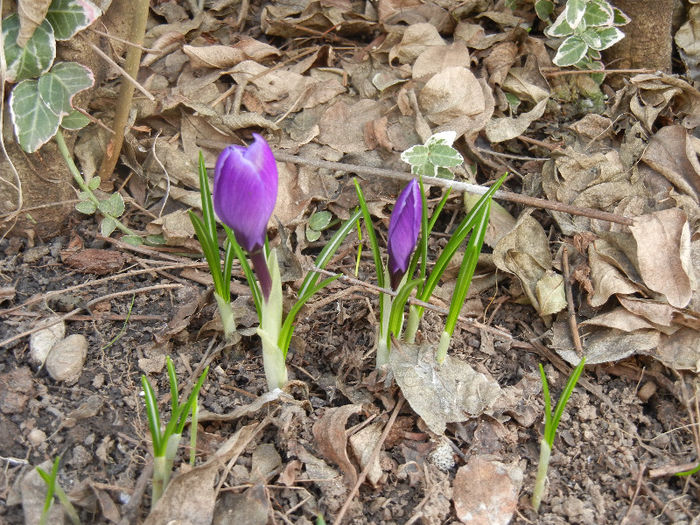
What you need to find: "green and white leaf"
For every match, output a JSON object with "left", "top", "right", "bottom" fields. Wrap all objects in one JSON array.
[
  {"left": 595, "top": 26, "right": 625, "bottom": 50},
  {"left": 583, "top": 0, "right": 613, "bottom": 27},
  {"left": 61, "top": 109, "right": 90, "bottom": 130},
  {"left": 97, "top": 192, "right": 125, "bottom": 217},
  {"left": 122, "top": 235, "right": 144, "bottom": 246},
  {"left": 38, "top": 62, "right": 94, "bottom": 116},
  {"left": 534, "top": 0, "right": 554, "bottom": 21},
  {"left": 425, "top": 131, "right": 457, "bottom": 148},
  {"left": 9, "top": 80, "right": 61, "bottom": 153},
  {"left": 75, "top": 198, "right": 96, "bottom": 214},
  {"left": 580, "top": 28, "right": 603, "bottom": 50},
  {"left": 100, "top": 216, "right": 117, "bottom": 237},
  {"left": 545, "top": 10, "right": 573, "bottom": 37},
  {"left": 308, "top": 210, "right": 332, "bottom": 231},
  {"left": 3, "top": 14, "right": 56, "bottom": 82},
  {"left": 428, "top": 144, "right": 463, "bottom": 168},
  {"left": 46, "top": 0, "right": 101, "bottom": 40},
  {"left": 87, "top": 176, "right": 101, "bottom": 190},
  {"left": 436, "top": 167, "right": 455, "bottom": 180},
  {"left": 305, "top": 226, "right": 321, "bottom": 242},
  {"left": 565, "top": 0, "right": 586, "bottom": 30},
  {"left": 612, "top": 7, "right": 630, "bottom": 26},
  {"left": 553, "top": 36, "right": 588, "bottom": 67},
  {"left": 401, "top": 145, "right": 435, "bottom": 176}
]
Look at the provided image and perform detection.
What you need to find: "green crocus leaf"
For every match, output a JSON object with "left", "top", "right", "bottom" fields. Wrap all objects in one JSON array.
[
  {"left": 38, "top": 62, "right": 94, "bottom": 116},
  {"left": 46, "top": 0, "right": 102, "bottom": 40},
  {"left": 553, "top": 36, "right": 588, "bottom": 67},
  {"left": 61, "top": 109, "right": 90, "bottom": 130},
  {"left": 9, "top": 79, "right": 61, "bottom": 153},
  {"left": 3, "top": 14, "right": 56, "bottom": 82}
]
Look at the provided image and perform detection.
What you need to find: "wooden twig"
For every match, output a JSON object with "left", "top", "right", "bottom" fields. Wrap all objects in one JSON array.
[
  {"left": 562, "top": 245, "right": 584, "bottom": 356},
  {"left": 334, "top": 397, "right": 405, "bottom": 524},
  {"left": 272, "top": 152, "right": 635, "bottom": 227},
  {"left": 0, "top": 283, "right": 182, "bottom": 348}
]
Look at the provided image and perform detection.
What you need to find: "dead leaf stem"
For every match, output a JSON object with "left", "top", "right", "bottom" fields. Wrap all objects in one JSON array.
[
  {"left": 98, "top": 0, "right": 151, "bottom": 181},
  {"left": 273, "top": 152, "right": 635, "bottom": 226},
  {"left": 562, "top": 245, "right": 584, "bottom": 356},
  {"left": 334, "top": 397, "right": 404, "bottom": 525}
]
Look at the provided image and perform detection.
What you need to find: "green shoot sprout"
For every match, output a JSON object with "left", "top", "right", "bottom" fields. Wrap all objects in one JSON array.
[{"left": 36, "top": 457, "right": 80, "bottom": 525}]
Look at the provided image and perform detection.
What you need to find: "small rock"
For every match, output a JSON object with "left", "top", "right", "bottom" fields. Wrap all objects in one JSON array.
[
  {"left": 46, "top": 334, "right": 88, "bottom": 384},
  {"left": 27, "top": 428, "right": 46, "bottom": 447},
  {"left": 0, "top": 367, "right": 35, "bottom": 414},
  {"left": 23, "top": 245, "right": 50, "bottom": 263},
  {"left": 29, "top": 318, "right": 66, "bottom": 366}
]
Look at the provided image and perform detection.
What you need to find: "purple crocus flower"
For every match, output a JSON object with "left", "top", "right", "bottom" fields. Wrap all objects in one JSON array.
[
  {"left": 214, "top": 134, "right": 278, "bottom": 299},
  {"left": 387, "top": 179, "right": 422, "bottom": 290}
]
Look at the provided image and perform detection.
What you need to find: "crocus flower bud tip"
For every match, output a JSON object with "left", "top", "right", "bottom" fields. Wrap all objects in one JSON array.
[
  {"left": 213, "top": 134, "right": 278, "bottom": 254},
  {"left": 387, "top": 178, "right": 422, "bottom": 290}
]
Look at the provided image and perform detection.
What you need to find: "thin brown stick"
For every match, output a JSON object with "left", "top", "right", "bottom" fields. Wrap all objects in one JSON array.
[
  {"left": 541, "top": 67, "right": 655, "bottom": 77},
  {"left": 0, "top": 283, "right": 181, "bottom": 348},
  {"left": 273, "top": 152, "right": 635, "bottom": 226},
  {"left": 562, "top": 246, "right": 583, "bottom": 356},
  {"left": 97, "top": 0, "right": 151, "bottom": 181},
  {"left": 621, "top": 464, "right": 646, "bottom": 524},
  {"left": 334, "top": 397, "right": 405, "bottom": 524},
  {"left": 309, "top": 266, "right": 512, "bottom": 340}
]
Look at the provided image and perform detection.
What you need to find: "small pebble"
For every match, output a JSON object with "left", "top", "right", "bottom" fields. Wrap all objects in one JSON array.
[
  {"left": 27, "top": 428, "right": 46, "bottom": 447},
  {"left": 46, "top": 334, "right": 88, "bottom": 384},
  {"left": 29, "top": 319, "right": 65, "bottom": 366}
]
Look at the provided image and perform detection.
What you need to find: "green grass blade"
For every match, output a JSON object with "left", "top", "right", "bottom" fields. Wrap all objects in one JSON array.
[
  {"left": 37, "top": 457, "right": 60, "bottom": 525},
  {"left": 141, "top": 375, "right": 163, "bottom": 455},
  {"left": 443, "top": 199, "right": 491, "bottom": 336},
  {"left": 198, "top": 152, "right": 217, "bottom": 237},
  {"left": 176, "top": 366, "right": 210, "bottom": 434},
  {"left": 538, "top": 363, "right": 553, "bottom": 444},
  {"left": 279, "top": 274, "right": 341, "bottom": 357},
  {"left": 167, "top": 357, "right": 178, "bottom": 414},
  {"left": 298, "top": 208, "right": 361, "bottom": 298},
  {"left": 189, "top": 210, "right": 224, "bottom": 295},
  {"left": 389, "top": 277, "right": 423, "bottom": 341},
  {"left": 353, "top": 179, "right": 385, "bottom": 288},
  {"left": 549, "top": 357, "right": 586, "bottom": 445},
  {"left": 427, "top": 187, "right": 451, "bottom": 233},
  {"left": 222, "top": 234, "right": 235, "bottom": 303}
]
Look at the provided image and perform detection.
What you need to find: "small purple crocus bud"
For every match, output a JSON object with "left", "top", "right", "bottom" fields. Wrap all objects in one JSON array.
[
  {"left": 214, "top": 134, "right": 278, "bottom": 300},
  {"left": 387, "top": 178, "right": 422, "bottom": 290}
]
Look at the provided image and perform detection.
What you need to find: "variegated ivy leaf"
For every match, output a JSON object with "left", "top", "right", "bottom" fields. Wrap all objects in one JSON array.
[
  {"left": 401, "top": 132, "right": 464, "bottom": 178},
  {"left": 38, "top": 61, "right": 94, "bottom": 116},
  {"left": 17, "top": 0, "right": 53, "bottom": 47},
  {"left": 2, "top": 14, "right": 56, "bottom": 82},
  {"left": 580, "top": 28, "right": 603, "bottom": 50},
  {"left": 46, "top": 0, "right": 101, "bottom": 40},
  {"left": 545, "top": 10, "right": 573, "bottom": 38},
  {"left": 100, "top": 216, "right": 117, "bottom": 237},
  {"left": 552, "top": 36, "right": 588, "bottom": 67},
  {"left": 401, "top": 145, "right": 436, "bottom": 177},
  {"left": 612, "top": 7, "right": 630, "bottom": 26},
  {"left": 594, "top": 26, "right": 625, "bottom": 50},
  {"left": 425, "top": 131, "right": 458, "bottom": 148},
  {"left": 565, "top": 0, "right": 586, "bottom": 30},
  {"left": 9, "top": 79, "right": 61, "bottom": 152},
  {"left": 61, "top": 109, "right": 90, "bottom": 130},
  {"left": 534, "top": 0, "right": 554, "bottom": 21},
  {"left": 583, "top": 0, "right": 614, "bottom": 27}
]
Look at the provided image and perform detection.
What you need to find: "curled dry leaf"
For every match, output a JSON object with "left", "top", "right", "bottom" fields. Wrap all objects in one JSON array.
[
  {"left": 587, "top": 240, "right": 640, "bottom": 307},
  {"left": 485, "top": 97, "right": 547, "bottom": 143},
  {"left": 630, "top": 208, "right": 693, "bottom": 308},
  {"left": 657, "top": 328, "right": 700, "bottom": 372},
  {"left": 348, "top": 422, "right": 385, "bottom": 487},
  {"left": 412, "top": 41, "right": 470, "bottom": 80},
  {"left": 312, "top": 404, "right": 364, "bottom": 488},
  {"left": 453, "top": 456, "right": 523, "bottom": 525},
  {"left": 389, "top": 343, "right": 502, "bottom": 435},
  {"left": 388, "top": 23, "right": 445, "bottom": 65},
  {"left": 419, "top": 67, "right": 485, "bottom": 125},
  {"left": 17, "top": 0, "right": 52, "bottom": 47}
]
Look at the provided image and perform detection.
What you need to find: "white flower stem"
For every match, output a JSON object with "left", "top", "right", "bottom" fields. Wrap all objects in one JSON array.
[
  {"left": 404, "top": 305, "right": 421, "bottom": 344},
  {"left": 436, "top": 331, "right": 451, "bottom": 364},
  {"left": 257, "top": 249, "right": 287, "bottom": 390},
  {"left": 376, "top": 287, "right": 393, "bottom": 367},
  {"left": 214, "top": 292, "right": 236, "bottom": 341},
  {"left": 532, "top": 439, "right": 552, "bottom": 512}
]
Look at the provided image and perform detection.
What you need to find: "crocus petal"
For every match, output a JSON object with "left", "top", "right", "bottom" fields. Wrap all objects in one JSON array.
[
  {"left": 213, "top": 134, "right": 278, "bottom": 253},
  {"left": 387, "top": 179, "right": 422, "bottom": 289}
]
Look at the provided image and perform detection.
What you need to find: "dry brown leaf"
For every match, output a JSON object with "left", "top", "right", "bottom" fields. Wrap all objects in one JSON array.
[
  {"left": 587, "top": 240, "right": 640, "bottom": 307},
  {"left": 389, "top": 23, "right": 445, "bottom": 64},
  {"left": 675, "top": 6, "right": 700, "bottom": 83},
  {"left": 348, "top": 422, "right": 385, "bottom": 487},
  {"left": 390, "top": 343, "right": 502, "bottom": 435},
  {"left": 630, "top": 208, "right": 693, "bottom": 308},
  {"left": 581, "top": 308, "right": 657, "bottom": 332},
  {"left": 419, "top": 67, "right": 485, "bottom": 125},
  {"left": 483, "top": 42, "right": 518, "bottom": 86},
  {"left": 312, "top": 404, "right": 363, "bottom": 488},
  {"left": 144, "top": 423, "right": 260, "bottom": 525},
  {"left": 485, "top": 98, "right": 547, "bottom": 143},
  {"left": 536, "top": 270, "right": 567, "bottom": 316},
  {"left": 317, "top": 99, "right": 386, "bottom": 153},
  {"left": 641, "top": 125, "right": 700, "bottom": 202},
  {"left": 617, "top": 296, "right": 676, "bottom": 327},
  {"left": 453, "top": 457, "right": 523, "bottom": 525},
  {"left": 17, "top": 0, "right": 52, "bottom": 47},
  {"left": 412, "top": 41, "right": 470, "bottom": 80},
  {"left": 657, "top": 328, "right": 700, "bottom": 372},
  {"left": 183, "top": 44, "right": 246, "bottom": 69}
]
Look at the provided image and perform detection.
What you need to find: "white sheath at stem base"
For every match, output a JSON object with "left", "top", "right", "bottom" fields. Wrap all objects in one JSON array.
[
  {"left": 532, "top": 439, "right": 552, "bottom": 512},
  {"left": 258, "top": 249, "right": 287, "bottom": 391},
  {"left": 436, "top": 331, "right": 451, "bottom": 364},
  {"left": 404, "top": 305, "right": 420, "bottom": 344},
  {"left": 376, "top": 276, "right": 393, "bottom": 367},
  {"left": 214, "top": 292, "right": 236, "bottom": 341}
]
